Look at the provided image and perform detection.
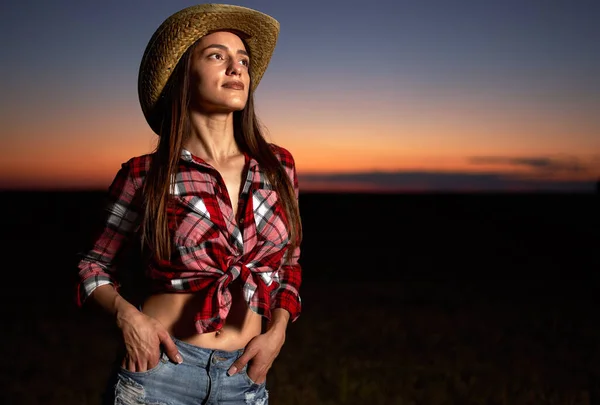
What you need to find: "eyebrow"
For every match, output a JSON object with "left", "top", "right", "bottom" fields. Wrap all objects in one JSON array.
[{"left": 201, "top": 44, "right": 249, "bottom": 57}]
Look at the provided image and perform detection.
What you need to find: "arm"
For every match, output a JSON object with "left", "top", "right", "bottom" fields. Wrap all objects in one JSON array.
[
  {"left": 268, "top": 146, "right": 302, "bottom": 330},
  {"left": 76, "top": 160, "right": 142, "bottom": 308},
  {"left": 269, "top": 244, "right": 302, "bottom": 330},
  {"left": 75, "top": 160, "right": 181, "bottom": 369}
]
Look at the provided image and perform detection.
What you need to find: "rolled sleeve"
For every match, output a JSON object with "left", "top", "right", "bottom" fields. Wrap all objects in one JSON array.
[
  {"left": 75, "top": 160, "right": 142, "bottom": 306},
  {"left": 271, "top": 245, "right": 302, "bottom": 321}
]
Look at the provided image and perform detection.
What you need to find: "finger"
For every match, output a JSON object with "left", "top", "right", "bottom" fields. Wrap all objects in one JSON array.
[
  {"left": 127, "top": 356, "right": 135, "bottom": 372},
  {"left": 157, "top": 329, "right": 182, "bottom": 364},
  {"left": 247, "top": 362, "right": 268, "bottom": 384},
  {"left": 228, "top": 348, "right": 257, "bottom": 376},
  {"left": 143, "top": 355, "right": 157, "bottom": 372},
  {"left": 136, "top": 357, "right": 146, "bottom": 372}
]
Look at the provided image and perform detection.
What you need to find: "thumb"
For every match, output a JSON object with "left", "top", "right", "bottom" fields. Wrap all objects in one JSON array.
[
  {"left": 228, "top": 347, "right": 255, "bottom": 376},
  {"left": 158, "top": 329, "right": 182, "bottom": 364}
]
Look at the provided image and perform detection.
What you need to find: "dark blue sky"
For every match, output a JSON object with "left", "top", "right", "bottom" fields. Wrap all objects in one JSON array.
[{"left": 1, "top": 0, "right": 599, "bottom": 191}]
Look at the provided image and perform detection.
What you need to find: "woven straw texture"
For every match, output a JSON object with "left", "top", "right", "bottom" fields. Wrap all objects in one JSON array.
[{"left": 138, "top": 4, "right": 279, "bottom": 134}]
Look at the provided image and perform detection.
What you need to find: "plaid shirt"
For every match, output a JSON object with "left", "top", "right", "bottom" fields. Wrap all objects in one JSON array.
[{"left": 76, "top": 144, "right": 301, "bottom": 334}]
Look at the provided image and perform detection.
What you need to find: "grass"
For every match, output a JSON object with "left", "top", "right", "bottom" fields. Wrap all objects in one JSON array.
[{"left": 2, "top": 280, "right": 598, "bottom": 405}]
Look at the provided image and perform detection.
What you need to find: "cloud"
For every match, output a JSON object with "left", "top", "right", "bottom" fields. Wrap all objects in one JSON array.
[
  {"left": 298, "top": 170, "right": 596, "bottom": 193},
  {"left": 467, "top": 155, "right": 590, "bottom": 176}
]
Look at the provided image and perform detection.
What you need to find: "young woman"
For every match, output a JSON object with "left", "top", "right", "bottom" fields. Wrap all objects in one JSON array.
[{"left": 75, "top": 4, "right": 302, "bottom": 404}]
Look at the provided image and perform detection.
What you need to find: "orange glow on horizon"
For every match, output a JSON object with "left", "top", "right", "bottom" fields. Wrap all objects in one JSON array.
[{"left": 2, "top": 99, "right": 598, "bottom": 190}]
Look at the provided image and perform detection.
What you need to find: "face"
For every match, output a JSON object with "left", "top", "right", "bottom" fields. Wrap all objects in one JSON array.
[{"left": 188, "top": 31, "right": 251, "bottom": 114}]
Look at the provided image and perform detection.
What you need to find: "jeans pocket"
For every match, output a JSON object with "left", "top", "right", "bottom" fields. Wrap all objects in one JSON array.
[
  {"left": 241, "top": 364, "right": 266, "bottom": 387},
  {"left": 119, "top": 352, "right": 168, "bottom": 377}
]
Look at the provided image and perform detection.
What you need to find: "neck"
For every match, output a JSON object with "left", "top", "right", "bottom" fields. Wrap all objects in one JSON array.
[{"left": 185, "top": 111, "right": 241, "bottom": 163}]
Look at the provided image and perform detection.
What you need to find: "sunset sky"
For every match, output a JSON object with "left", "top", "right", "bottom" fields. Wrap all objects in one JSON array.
[{"left": 1, "top": 0, "right": 599, "bottom": 192}]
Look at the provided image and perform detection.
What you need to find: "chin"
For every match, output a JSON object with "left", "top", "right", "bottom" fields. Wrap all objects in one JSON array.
[
  {"left": 221, "top": 99, "right": 247, "bottom": 112},
  {"left": 198, "top": 100, "right": 247, "bottom": 114}
]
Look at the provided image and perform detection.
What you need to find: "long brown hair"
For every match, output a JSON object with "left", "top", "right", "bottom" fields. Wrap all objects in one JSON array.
[{"left": 141, "top": 38, "right": 302, "bottom": 262}]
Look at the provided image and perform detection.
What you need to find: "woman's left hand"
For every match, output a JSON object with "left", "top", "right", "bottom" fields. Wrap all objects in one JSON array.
[{"left": 227, "top": 328, "right": 285, "bottom": 384}]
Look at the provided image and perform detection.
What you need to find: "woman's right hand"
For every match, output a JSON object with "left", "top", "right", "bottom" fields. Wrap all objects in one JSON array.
[{"left": 116, "top": 305, "right": 183, "bottom": 372}]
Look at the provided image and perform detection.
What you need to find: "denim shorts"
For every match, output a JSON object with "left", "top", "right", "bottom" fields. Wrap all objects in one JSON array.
[{"left": 106, "top": 336, "right": 268, "bottom": 405}]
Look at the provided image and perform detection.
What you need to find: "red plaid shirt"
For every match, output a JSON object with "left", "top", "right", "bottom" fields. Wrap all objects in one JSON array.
[{"left": 76, "top": 144, "right": 301, "bottom": 333}]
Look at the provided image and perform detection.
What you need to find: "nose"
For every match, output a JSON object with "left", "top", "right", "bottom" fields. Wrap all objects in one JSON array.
[{"left": 226, "top": 60, "right": 242, "bottom": 76}]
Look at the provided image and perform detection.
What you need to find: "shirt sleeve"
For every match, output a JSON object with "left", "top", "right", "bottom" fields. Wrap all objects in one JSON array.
[
  {"left": 270, "top": 146, "right": 302, "bottom": 322},
  {"left": 75, "top": 160, "right": 142, "bottom": 307}
]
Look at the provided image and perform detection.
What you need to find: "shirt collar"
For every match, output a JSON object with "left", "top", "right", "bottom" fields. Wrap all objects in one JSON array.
[{"left": 180, "top": 148, "right": 259, "bottom": 171}]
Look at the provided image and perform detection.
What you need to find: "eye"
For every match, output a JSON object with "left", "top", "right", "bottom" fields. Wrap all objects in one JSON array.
[
  {"left": 239, "top": 58, "right": 250, "bottom": 67},
  {"left": 208, "top": 53, "right": 224, "bottom": 60}
]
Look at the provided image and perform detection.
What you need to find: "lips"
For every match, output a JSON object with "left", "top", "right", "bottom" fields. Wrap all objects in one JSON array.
[{"left": 222, "top": 81, "right": 245, "bottom": 90}]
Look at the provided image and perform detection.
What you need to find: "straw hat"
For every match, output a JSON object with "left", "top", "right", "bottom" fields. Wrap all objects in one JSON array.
[{"left": 138, "top": 3, "right": 280, "bottom": 134}]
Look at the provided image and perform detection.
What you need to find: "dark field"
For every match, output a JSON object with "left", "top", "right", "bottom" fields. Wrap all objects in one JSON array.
[{"left": 1, "top": 191, "right": 599, "bottom": 405}]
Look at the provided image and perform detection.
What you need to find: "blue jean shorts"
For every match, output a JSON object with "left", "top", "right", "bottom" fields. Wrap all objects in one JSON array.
[{"left": 107, "top": 336, "right": 268, "bottom": 405}]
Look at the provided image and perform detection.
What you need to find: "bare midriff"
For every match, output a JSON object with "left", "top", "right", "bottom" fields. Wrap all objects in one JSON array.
[{"left": 141, "top": 277, "right": 262, "bottom": 351}]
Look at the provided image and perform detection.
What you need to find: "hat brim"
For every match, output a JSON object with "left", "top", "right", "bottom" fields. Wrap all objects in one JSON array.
[{"left": 138, "top": 4, "right": 280, "bottom": 135}]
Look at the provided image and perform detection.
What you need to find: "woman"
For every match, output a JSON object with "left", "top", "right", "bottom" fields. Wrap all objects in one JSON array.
[{"left": 75, "top": 4, "right": 302, "bottom": 404}]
